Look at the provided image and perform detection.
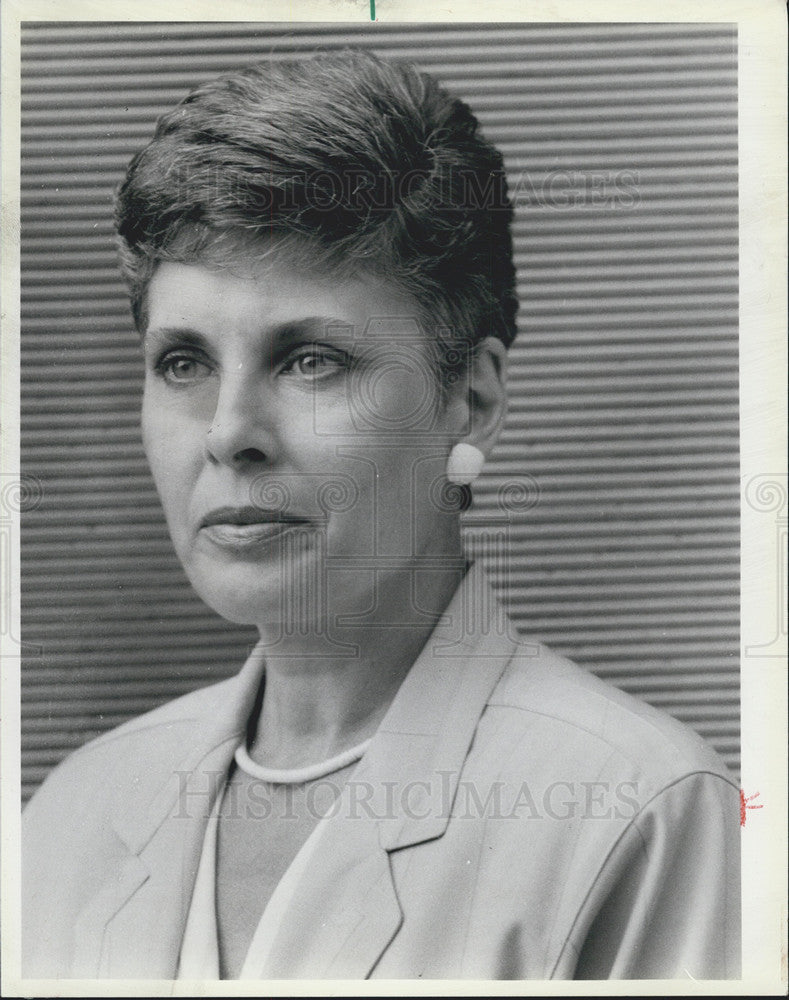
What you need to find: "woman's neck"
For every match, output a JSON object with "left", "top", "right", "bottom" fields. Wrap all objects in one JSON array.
[{"left": 247, "top": 558, "right": 466, "bottom": 769}]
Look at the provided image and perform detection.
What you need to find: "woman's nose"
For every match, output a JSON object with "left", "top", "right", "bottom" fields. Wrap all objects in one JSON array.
[{"left": 204, "top": 372, "right": 277, "bottom": 468}]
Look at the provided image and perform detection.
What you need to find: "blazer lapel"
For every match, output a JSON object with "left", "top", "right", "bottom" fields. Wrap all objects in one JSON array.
[
  {"left": 257, "top": 563, "right": 517, "bottom": 979},
  {"left": 88, "top": 738, "right": 238, "bottom": 978},
  {"left": 246, "top": 793, "right": 403, "bottom": 979},
  {"left": 71, "top": 643, "right": 268, "bottom": 979}
]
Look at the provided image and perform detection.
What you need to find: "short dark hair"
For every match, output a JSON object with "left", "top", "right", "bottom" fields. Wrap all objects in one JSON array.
[{"left": 115, "top": 49, "right": 518, "bottom": 369}]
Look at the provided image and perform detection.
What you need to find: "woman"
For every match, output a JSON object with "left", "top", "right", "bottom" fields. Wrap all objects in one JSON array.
[{"left": 22, "top": 50, "right": 739, "bottom": 981}]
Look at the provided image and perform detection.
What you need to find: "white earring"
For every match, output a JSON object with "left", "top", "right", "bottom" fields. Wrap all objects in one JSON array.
[{"left": 446, "top": 443, "right": 485, "bottom": 485}]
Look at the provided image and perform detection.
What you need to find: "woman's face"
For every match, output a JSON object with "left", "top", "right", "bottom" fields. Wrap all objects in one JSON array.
[{"left": 141, "top": 256, "right": 464, "bottom": 630}]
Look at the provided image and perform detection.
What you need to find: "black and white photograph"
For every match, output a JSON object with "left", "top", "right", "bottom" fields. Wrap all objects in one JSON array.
[{"left": 1, "top": 3, "right": 786, "bottom": 994}]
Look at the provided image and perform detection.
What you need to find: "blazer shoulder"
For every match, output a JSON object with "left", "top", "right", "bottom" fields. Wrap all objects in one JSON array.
[
  {"left": 85, "top": 673, "right": 238, "bottom": 750},
  {"left": 485, "top": 637, "right": 735, "bottom": 790},
  {"left": 24, "top": 674, "right": 239, "bottom": 814}
]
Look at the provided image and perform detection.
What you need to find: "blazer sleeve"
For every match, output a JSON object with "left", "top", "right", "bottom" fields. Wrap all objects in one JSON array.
[{"left": 567, "top": 771, "right": 741, "bottom": 979}]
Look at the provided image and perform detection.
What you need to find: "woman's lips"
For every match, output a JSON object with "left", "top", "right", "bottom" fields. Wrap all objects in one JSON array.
[
  {"left": 200, "top": 521, "right": 307, "bottom": 549},
  {"left": 198, "top": 507, "right": 313, "bottom": 550}
]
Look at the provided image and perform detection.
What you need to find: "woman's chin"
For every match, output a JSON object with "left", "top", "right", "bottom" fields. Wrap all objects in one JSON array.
[{"left": 188, "top": 568, "right": 328, "bottom": 632}]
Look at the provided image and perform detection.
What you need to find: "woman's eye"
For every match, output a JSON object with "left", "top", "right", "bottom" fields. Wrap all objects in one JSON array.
[
  {"left": 155, "top": 353, "right": 213, "bottom": 384},
  {"left": 284, "top": 348, "right": 347, "bottom": 380}
]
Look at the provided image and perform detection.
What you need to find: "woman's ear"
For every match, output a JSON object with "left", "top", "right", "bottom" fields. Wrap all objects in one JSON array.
[{"left": 448, "top": 336, "right": 508, "bottom": 458}]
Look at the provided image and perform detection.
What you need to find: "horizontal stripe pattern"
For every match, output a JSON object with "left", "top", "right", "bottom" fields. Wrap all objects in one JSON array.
[{"left": 20, "top": 21, "right": 739, "bottom": 801}]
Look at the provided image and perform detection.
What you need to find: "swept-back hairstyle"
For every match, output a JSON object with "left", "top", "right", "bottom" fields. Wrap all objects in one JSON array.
[{"left": 115, "top": 49, "right": 518, "bottom": 369}]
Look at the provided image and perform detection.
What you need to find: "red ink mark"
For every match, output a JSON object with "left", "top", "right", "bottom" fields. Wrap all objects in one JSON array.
[{"left": 739, "top": 789, "right": 763, "bottom": 826}]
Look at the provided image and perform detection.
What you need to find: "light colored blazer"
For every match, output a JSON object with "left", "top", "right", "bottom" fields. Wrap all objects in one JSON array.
[{"left": 23, "top": 564, "right": 740, "bottom": 980}]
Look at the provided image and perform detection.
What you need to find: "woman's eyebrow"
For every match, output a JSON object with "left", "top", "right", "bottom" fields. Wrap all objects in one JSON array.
[
  {"left": 272, "top": 317, "right": 356, "bottom": 344},
  {"left": 142, "top": 326, "right": 211, "bottom": 349},
  {"left": 143, "top": 317, "right": 354, "bottom": 346},
  {"left": 266, "top": 317, "right": 358, "bottom": 363}
]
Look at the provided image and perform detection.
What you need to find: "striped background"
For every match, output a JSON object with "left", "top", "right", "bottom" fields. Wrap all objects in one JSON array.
[{"left": 20, "top": 21, "right": 739, "bottom": 801}]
